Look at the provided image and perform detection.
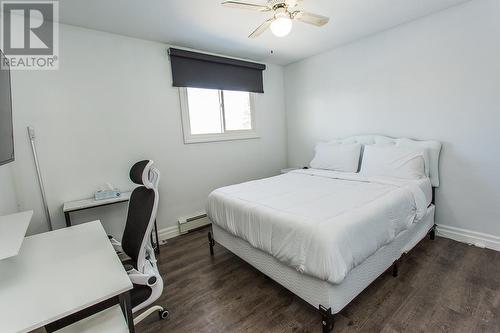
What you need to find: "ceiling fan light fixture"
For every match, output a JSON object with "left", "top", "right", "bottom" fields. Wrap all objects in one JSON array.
[
  {"left": 222, "top": 0, "right": 329, "bottom": 39},
  {"left": 270, "top": 16, "right": 292, "bottom": 37}
]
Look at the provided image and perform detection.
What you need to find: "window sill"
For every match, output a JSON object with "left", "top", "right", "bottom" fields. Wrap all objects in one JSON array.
[{"left": 183, "top": 132, "right": 260, "bottom": 144}]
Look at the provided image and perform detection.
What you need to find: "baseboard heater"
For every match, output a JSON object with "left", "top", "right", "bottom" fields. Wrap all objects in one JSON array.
[{"left": 178, "top": 212, "right": 211, "bottom": 234}]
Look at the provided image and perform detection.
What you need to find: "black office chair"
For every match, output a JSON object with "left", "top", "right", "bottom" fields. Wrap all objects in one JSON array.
[
  {"left": 110, "top": 160, "right": 169, "bottom": 324},
  {"left": 45, "top": 160, "right": 168, "bottom": 332}
]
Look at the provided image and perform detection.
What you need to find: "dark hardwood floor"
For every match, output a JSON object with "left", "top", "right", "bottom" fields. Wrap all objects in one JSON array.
[{"left": 136, "top": 227, "right": 500, "bottom": 333}]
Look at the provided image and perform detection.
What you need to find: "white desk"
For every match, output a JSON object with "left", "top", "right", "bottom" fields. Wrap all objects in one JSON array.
[
  {"left": 54, "top": 305, "right": 128, "bottom": 333},
  {"left": 62, "top": 191, "right": 160, "bottom": 255},
  {"left": 0, "top": 210, "right": 33, "bottom": 260},
  {"left": 0, "top": 221, "right": 134, "bottom": 333},
  {"left": 63, "top": 192, "right": 132, "bottom": 227}
]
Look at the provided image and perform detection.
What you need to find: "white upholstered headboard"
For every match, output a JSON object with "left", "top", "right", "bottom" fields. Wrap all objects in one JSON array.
[{"left": 328, "top": 135, "right": 442, "bottom": 187}]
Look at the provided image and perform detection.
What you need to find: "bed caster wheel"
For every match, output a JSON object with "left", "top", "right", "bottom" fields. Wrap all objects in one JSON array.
[{"left": 158, "top": 309, "right": 169, "bottom": 320}]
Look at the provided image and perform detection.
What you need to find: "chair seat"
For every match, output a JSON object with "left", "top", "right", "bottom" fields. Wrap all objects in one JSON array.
[{"left": 131, "top": 284, "right": 152, "bottom": 308}]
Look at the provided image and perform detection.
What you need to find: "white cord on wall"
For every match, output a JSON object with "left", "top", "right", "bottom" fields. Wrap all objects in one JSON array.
[{"left": 27, "top": 126, "right": 53, "bottom": 231}]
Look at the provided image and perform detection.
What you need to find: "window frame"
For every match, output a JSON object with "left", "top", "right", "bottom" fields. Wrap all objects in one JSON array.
[{"left": 179, "top": 87, "right": 259, "bottom": 144}]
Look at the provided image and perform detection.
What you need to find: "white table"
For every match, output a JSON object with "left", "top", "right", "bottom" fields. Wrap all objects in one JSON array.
[
  {"left": 62, "top": 192, "right": 160, "bottom": 255},
  {"left": 63, "top": 192, "right": 132, "bottom": 227},
  {"left": 0, "top": 210, "right": 33, "bottom": 260},
  {"left": 0, "top": 221, "right": 134, "bottom": 333},
  {"left": 54, "top": 305, "right": 128, "bottom": 333}
]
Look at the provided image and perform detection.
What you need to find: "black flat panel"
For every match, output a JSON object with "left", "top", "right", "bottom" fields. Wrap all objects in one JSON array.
[
  {"left": 169, "top": 48, "right": 266, "bottom": 93},
  {"left": 0, "top": 50, "right": 14, "bottom": 165}
]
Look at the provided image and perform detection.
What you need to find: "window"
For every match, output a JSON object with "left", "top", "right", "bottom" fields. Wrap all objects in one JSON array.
[{"left": 179, "top": 87, "right": 257, "bottom": 143}]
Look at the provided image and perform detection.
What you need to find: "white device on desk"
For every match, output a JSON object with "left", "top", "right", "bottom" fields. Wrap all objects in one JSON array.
[{"left": 95, "top": 183, "right": 122, "bottom": 201}]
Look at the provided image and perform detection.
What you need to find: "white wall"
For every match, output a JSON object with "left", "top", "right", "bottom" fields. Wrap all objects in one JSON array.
[
  {"left": 10, "top": 24, "right": 287, "bottom": 237},
  {"left": 0, "top": 163, "right": 19, "bottom": 215},
  {"left": 284, "top": 0, "right": 500, "bottom": 239}
]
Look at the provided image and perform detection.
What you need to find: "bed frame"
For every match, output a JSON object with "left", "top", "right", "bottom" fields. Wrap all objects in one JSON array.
[
  {"left": 208, "top": 207, "right": 435, "bottom": 332},
  {"left": 206, "top": 135, "right": 441, "bottom": 332}
]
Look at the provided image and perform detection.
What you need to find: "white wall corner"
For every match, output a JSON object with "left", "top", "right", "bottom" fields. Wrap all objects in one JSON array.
[{"left": 437, "top": 224, "right": 500, "bottom": 252}]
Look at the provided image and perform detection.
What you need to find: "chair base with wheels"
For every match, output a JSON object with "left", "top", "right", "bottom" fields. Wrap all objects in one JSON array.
[{"left": 134, "top": 305, "right": 169, "bottom": 325}]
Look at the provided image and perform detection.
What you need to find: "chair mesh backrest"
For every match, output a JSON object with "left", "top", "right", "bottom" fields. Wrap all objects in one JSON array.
[{"left": 121, "top": 186, "right": 155, "bottom": 268}]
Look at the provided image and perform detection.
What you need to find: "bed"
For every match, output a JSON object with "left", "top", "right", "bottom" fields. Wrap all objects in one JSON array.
[{"left": 206, "top": 135, "right": 442, "bottom": 332}]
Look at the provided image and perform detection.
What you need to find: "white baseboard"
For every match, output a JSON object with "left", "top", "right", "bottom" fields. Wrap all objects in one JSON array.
[
  {"left": 437, "top": 224, "right": 500, "bottom": 251},
  {"left": 157, "top": 220, "right": 213, "bottom": 245},
  {"left": 157, "top": 225, "right": 181, "bottom": 244},
  {"left": 178, "top": 215, "right": 211, "bottom": 234}
]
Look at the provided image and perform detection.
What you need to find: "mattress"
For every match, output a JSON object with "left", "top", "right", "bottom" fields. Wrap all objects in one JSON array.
[
  {"left": 212, "top": 205, "right": 435, "bottom": 313},
  {"left": 207, "top": 169, "right": 431, "bottom": 284}
]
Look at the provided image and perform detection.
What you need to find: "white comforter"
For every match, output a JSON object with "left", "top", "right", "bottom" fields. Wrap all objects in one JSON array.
[{"left": 207, "top": 169, "right": 432, "bottom": 284}]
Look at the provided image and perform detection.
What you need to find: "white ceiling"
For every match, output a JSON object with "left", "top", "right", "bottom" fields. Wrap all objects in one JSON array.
[{"left": 55, "top": 0, "right": 470, "bottom": 65}]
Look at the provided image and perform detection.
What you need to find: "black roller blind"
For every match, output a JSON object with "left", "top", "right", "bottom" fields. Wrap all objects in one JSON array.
[{"left": 169, "top": 48, "right": 266, "bottom": 93}]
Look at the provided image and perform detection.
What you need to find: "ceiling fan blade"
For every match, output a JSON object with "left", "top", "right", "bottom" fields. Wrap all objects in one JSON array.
[
  {"left": 293, "top": 11, "right": 329, "bottom": 26},
  {"left": 221, "top": 1, "right": 270, "bottom": 12},
  {"left": 248, "top": 18, "right": 274, "bottom": 38}
]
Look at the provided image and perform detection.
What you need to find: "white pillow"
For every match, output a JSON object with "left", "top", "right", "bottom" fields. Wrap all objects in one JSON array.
[
  {"left": 310, "top": 143, "right": 361, "bottom": 172},
  {"left": 360, "top": 145, "right": 426, "bottom": 180},
  {"left": 394, "top": 140, "right": 432, "bottom": 177}
]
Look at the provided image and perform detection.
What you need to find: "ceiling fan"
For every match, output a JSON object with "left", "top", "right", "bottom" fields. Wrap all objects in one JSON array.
[{"left": 222, "top": 0, "right": 329, "bottom": 38}]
